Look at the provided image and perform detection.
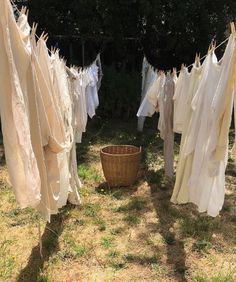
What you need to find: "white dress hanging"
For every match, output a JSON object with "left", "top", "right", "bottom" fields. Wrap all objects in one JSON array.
[{"left": 171, "top": 62, "right": 202, "bottom": 204}]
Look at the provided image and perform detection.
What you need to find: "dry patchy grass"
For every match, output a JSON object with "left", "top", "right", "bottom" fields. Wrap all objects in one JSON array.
[{"left": 0, "top": 119, "right": 236, "bottom": 282}]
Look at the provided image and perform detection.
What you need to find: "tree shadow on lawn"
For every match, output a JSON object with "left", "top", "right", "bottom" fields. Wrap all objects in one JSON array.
[
  {"left": 146, "top": 168, "right": 188, "bottom": 282},
  {"left": 146, "top": 164, "right": 236, "bottom": 281},
  {"left": 17, "top": 204, "right": 75, "bottom": 282}
]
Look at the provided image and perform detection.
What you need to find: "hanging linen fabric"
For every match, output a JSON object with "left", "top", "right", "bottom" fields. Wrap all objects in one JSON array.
[
  {"left": 0, "top": 0, "right": 86, "bottom": 222},
  {"left": 137, "top": 56, "right": 157, "bottom": 132},
  {"left": 141, "top": 70, "right": 176, "bottom": 178},
  {"left": 95, "top": 53, "right": 103, "bottom": 90},
  {"left": 0, "top": 0, "right": 41, "bottom": 209},
  {"left": 68, "top": 67, "right": 89, "bottom": 143},
  {"left": 136, "top": 72, "right": 159, "bottom": 118},
  {"left": 171, "top": 58, "right": 202, "bottom": 204},
  {"left": 171, "top": 28, "right": 236, "bottom": 216},
  {"left": 173, "top": 66, "right": 191, "bottom": 134},
  {"left": 50, "top": 50, "right": 81, "bottom": 210},
  {"left": 85, "top": 61, "right": 100, "bottom": 119}
]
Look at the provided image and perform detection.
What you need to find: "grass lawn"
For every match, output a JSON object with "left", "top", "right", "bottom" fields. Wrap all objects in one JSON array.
[{"left": 0, "top": 117, "right": 236, "bottom": 282}]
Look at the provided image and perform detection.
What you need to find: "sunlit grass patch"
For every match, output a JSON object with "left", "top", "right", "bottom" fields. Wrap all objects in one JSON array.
[
  {"left": 193, "top": 270, "right": 236, "bottom": 282},
  {"left": 101, "top": 236, "right": 114, "bottom": 249},
  {"left": 78, "top": 164, "right": 102, "bottom": 182},
  {"left": 83, "top": 203, "right": 101, "bottom": 218},
  {"left": 37, "top": 271, "right": 52, "bottom": 282},
  {"left": 92, "top": 217, "right": 106, "bottom": 231},
  {"left": 0, "top": 239, "right": 16, "bottom": 280}
]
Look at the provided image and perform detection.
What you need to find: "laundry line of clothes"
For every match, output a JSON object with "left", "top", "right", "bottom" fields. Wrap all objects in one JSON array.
[
  {"left": 0, "top": 0, "right": 103, "bottom": 222},
  {"left": 137, "top": 22, "right": 236, "bottom": 217}
]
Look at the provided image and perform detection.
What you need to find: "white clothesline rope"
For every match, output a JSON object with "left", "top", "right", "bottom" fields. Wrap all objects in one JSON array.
[{"left": 176, "top": 36, "right": 230, "bottom": 74}]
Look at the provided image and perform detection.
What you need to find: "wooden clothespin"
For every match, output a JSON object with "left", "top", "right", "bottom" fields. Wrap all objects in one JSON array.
[
  {"left": 20, "top": 6, "right": 26, "bottom": 15},
  {"left": 195, "top": 53, "right": 200, "bottom": 67},
  {"left": 208, "top": 40, "right": 216, "bottom": 54},
  {"left": 39, "top": 31, "right": 48, "bottom": 42},
  {"left": 230, "top": 22, "right": 236, "bottom": 35},
  {"left": 31, "top": 22, "right": 37, "bottom": 34},
  {"left": 197, "top": 53, "right": 201, "bottom": 64}
]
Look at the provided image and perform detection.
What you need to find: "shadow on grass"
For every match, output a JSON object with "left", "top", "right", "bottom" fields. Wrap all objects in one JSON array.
[
  {"left": 147, "top": 169, "right": 188, "bottom": 282},
  {"left": 17, "top": 204, "right": 74, "bottom": 282},
  {"left": 95, "top": 182, "right": 139, "bottom": 198},
  {"left": 147, "top": 166, "right": 236, "bottom": 281}
]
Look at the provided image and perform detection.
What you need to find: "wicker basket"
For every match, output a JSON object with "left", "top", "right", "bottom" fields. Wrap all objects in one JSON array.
[{"left": 100, "top": 145, "right": 141, "bottom": 187}]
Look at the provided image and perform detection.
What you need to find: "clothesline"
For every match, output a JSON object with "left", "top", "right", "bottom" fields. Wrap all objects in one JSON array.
[
  {"left": 143, "top": 34, "right": 231, "bottom": 74},
  {"left": 11, "top": 0, "right": 95, "bottom": 68},
  {"left": 176, "top": 36, "right": 230, "bottom": 74}
]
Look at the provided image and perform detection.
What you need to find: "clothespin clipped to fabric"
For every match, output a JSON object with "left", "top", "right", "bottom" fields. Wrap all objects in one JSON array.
[
  {"left": 208, "top": 39, "right": 216, "bottom": 54},
  {"left": 197, "top": 53, "right": 201, "bottom": 65},
  {"left": 181, "top": 63, "right": 185, "bottom": 71},
  {"left": 40, "top": 31, "right": 49, "bottom": 42},
  {"left": 172, "top": 67, "right": 177, "bottom": 75},
  {"left": 230, "top": 22, "right": 236, "bottom": 35},
  {"left": 20, "top": 6, "right": 29, "bottom": 17},
  {"left": 31, "top": 22, "right": 38, "bottom": 35},
  {"left": 194, "top": 53, "right": 201, "bottom": 67},
  {"left": 20, "top": 6, "right": 25, "bottom": 15}
]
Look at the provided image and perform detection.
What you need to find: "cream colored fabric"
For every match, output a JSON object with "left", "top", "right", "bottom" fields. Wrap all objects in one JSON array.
[
  {"left": 69, "top": 68, "right": 89, "bottom": 143},
  {"left": 171, "top": 63, "right": 202, "bottom": 204},
  {"left": 173, "top": 67, "right": 191, "bottom": 134},
  {"left": 0, "top": 0, "right": 41, "bottom": 208},
  {"left": 51, "top": 52, "right": 73, "bottom": 210},
  {"left": 0, "top": 0, "right": 83, "bottom": 221},
  {"left": 210, "top": 34, "right": 236, "bottom": 161},
  {"left": 172, "top": 37, "right": 236, "bottom": 217}
]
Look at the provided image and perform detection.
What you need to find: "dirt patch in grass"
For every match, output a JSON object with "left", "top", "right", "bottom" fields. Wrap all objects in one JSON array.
[{"left": 0, "top": 119, "right": 236, "bottom": 282}]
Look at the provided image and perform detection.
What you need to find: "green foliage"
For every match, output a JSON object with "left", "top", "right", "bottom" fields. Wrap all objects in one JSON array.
[
  {"left": 98, "top": 65, "right": 140, "bottom": 118},
  {"left": 16, "top": 0, "right": 236, "bottom": 117}
]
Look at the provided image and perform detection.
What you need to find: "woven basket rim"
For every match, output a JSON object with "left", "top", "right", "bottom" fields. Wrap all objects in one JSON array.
[{"left": 100, "top": 145, "right": 142, "bottom": 157}]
